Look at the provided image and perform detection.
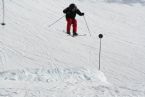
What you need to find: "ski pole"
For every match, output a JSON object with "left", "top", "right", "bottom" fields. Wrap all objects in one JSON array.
[
  {"left": 48, "top": 15, "right": 65, "bottom": 28},
  {"left": 1, "top": 0, "right": 6, "bottom": 26},
  {"left": 83, "top": 16, "right": 91, "bottom": 36},
  {"left": 98, "top": 34, "right": 103, "bottom": 70}
]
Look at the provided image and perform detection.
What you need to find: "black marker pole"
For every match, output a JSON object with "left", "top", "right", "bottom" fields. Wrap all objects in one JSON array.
[
  {"left": 98, "top": 34, "right": 103, "bottom": 70},
  {"left": 1, "top": 0, "right": 6, "bottom": 26}
]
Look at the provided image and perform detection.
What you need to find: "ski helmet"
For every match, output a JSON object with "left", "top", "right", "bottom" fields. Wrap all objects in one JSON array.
[{"left": 69, "top": 3, "right": 76, "bottom": 9}]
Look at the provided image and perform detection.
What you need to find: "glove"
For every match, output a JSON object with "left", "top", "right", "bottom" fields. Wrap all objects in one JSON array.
[{"left": 82, "top": 13, "right": 84, "bottom": 16}]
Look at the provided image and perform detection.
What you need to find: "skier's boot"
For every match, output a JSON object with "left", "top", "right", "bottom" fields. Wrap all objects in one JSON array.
[
  {"left": 66, "top": 32, "right": 70, "bottom": 35},
  {"left": 73, "top": 32, "right": 78, "bottom": 37}
]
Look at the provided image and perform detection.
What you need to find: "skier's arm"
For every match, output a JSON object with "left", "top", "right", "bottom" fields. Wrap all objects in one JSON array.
[
  {"left": 76, "top": 9, "right": 84, "bottom": 16},
  {"left": 63, "top": 8, "right": 69, "bottom": 14}
]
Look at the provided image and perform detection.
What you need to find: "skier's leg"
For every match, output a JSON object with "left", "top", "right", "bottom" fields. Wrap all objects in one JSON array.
[
  {"left": 72, "top": 19, "right": 78, "bottom": 36},
  {"left": 66, "top": 18, "right": 72, "bottom": 34}
]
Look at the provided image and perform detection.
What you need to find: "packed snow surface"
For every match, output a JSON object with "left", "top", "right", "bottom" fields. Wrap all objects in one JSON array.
[{"left": 0, "top": 0, "right": 145, "bottom": 97}]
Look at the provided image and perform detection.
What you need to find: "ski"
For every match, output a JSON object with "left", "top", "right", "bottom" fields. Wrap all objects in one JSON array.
[
  {"left": 66, "top": 33, "right": 87, "bottom": 37},
  {"left": 63, "top": 30, "right": 86, "bottom": 37},
  {"left": 72, "top": 34, "right": 87, "bottom": 37}
]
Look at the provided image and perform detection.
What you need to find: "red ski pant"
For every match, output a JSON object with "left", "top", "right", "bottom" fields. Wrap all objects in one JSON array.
[{"left": 66, "top": 18, "right": 77, "bottom": 33}]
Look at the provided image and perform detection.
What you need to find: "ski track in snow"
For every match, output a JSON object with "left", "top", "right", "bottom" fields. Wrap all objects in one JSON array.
[{"left": 0, "top": 0, "right": 145, "bottom": 97}]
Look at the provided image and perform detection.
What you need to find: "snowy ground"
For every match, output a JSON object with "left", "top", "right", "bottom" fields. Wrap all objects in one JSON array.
[{"left": 0, "top": 0, "right": 145, "bottom": 97}]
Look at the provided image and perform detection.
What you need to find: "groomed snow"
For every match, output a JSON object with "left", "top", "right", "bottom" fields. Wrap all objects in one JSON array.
[{"left": 0, "top": 0, "right": 145, "bottom": 97}]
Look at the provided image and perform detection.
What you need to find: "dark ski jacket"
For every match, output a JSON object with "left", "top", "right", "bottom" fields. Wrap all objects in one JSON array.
[{"left": 63, "top": 7, "right": 84, "bottom": 19}]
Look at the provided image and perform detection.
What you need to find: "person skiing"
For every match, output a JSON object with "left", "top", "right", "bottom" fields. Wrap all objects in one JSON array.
[{"left": 63, "top": 3, "right": 84, "bottom": 36}]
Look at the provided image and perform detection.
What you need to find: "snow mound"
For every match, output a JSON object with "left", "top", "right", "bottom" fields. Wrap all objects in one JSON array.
[
  {"left": 0, "top": 68, "right": 115, "bottom": 97},
  {"left": 0, "top": 68, "right": 109, "bottom": 84},
  {"left": 0, "top": 68, "right": 144, "bottom": 97}
]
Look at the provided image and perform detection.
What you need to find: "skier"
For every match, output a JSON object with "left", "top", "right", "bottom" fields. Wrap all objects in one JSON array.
[{"left": 63, "top": 3, "right": 84, "bottom": 36}]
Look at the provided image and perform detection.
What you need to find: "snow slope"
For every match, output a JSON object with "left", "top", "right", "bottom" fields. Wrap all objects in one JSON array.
[{"left": 0, "top": 0, "right": 145, "bottom": 97}]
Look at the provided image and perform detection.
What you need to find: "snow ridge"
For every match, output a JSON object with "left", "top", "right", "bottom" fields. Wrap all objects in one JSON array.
[{"left": 0, "top": 68, "right": 103, "bottom": 82}]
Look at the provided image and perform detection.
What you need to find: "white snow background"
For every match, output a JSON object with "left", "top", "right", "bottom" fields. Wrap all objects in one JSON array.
[{"left": 0, "top": 0, "right": 145, "bottom": 97}]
